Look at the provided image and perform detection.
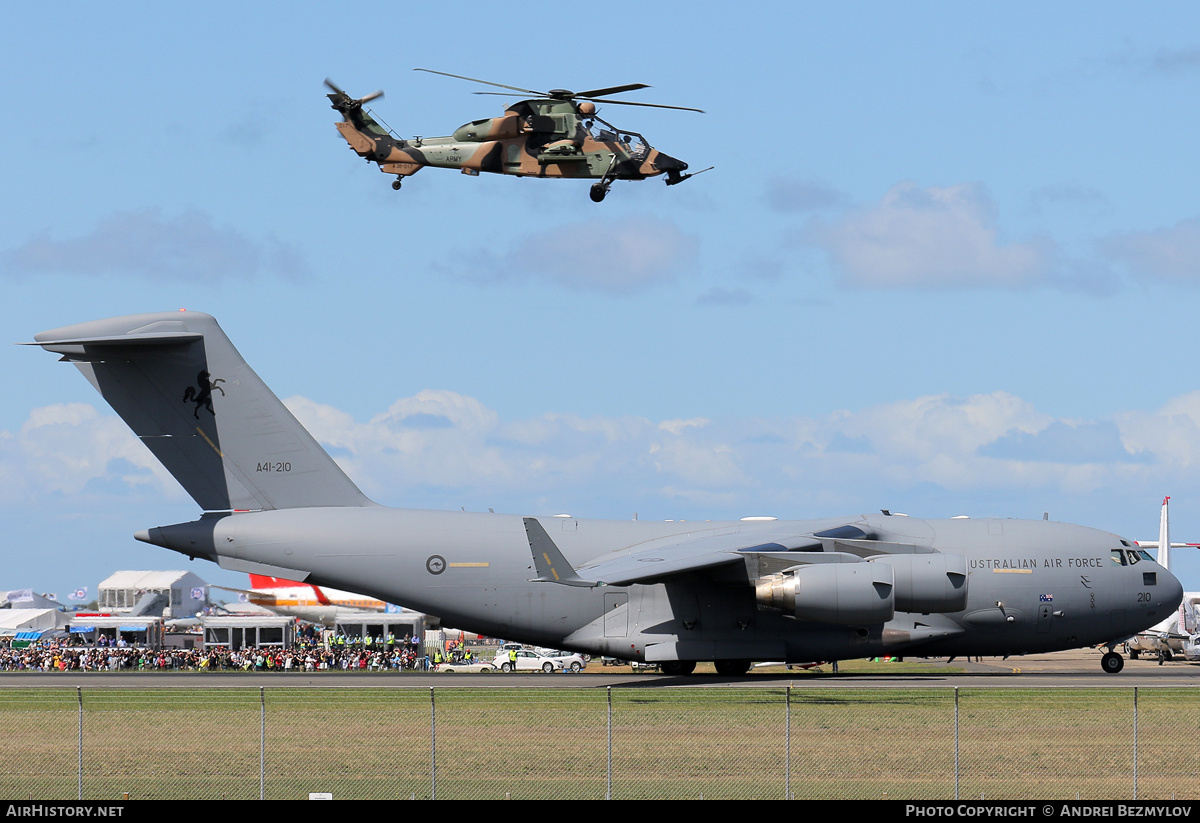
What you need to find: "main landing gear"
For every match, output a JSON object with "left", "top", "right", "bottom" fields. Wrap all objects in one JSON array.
[
  {"left": 590, "top": 153, "right": 620, "bottom": 202},
  {"left": 1101, "top": 651, "right": 1125, "bottom": 673},
  {"left": 713, "top": 659, "right": 752, "bottom": 676}
]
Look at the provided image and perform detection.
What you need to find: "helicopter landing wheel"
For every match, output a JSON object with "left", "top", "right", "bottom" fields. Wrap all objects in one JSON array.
[
  {"left": 391, "top": 179, "right": 403, "bottom": 191},
  {"left": 589, "top": 182, "right": 608, "bottom": 203}
]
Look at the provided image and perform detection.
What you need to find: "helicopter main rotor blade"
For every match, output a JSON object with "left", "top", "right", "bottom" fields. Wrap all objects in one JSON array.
[
  {"left": 413, "top": 68, "right": 702, "bottom": 111},
  {"left": 414, "top": 68, "right": 545, "bottom": 98},
  {"left": 474, "top": 90, "right": 704, "bottom": 113},
  {"left": 583, "top": 97, "right": 705, "bottom": 113},
  {"left": 574, "top": 83, "right": 650, "bottom": 98},
  {"left": 473, "top": 85, "right": 656, "bottom": 101}
]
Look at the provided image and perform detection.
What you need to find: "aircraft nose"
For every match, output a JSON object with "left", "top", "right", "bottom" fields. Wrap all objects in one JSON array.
[{"left": 1162, "top": 566, "right": 1185, "bottom": 611}]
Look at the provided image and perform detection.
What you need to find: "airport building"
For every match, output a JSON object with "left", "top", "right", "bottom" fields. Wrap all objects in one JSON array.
[
  {"left": 0, "top": 590, "right": 71, "bottom": 646},
  {"left": 66, "top": 615, "right": 164, "bottom": 648},
  {"left": 334, "top": 612, "right": 425, "bottom": 645},
  {"left": 0, "top": 609, "right": 71, "bottom": 646},
  {"left": 202, "top": 615, "right": 296, "bottom": 651},
  {"left": 97, "top": 570, "right": 208, "bottom": 617}
]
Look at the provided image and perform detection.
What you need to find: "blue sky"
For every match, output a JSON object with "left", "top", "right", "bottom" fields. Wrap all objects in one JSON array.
[{"left": 5, "top": 3, "right": 1200, "bottom": 600}]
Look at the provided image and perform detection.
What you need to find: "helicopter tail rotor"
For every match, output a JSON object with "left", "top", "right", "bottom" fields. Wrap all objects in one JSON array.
[{"left": 325, "top": 78, "right": 385, "bottom": 113}]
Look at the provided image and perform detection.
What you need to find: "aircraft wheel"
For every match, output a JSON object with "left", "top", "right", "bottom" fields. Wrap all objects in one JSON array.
[
  {"left": 713, "top": 659, "right": 752, "bottom": 676},
  {"left": 391, "top": 179, "right": 403, "bottom": 191},
  {"left": 589, "top": 183, "right": 607, "bottom": 202},
  {"left": 1101, "top": 652, "right": 1125, "bottom": 674},
  {"left": 1129, "top": 649, "right": 1139, "bottom": 660},
  {"left": 659, "top": 660, "right": 696, "bottom": 676},
  {"left": 542, "top": 662, "right": 554, "bottom": 673}
]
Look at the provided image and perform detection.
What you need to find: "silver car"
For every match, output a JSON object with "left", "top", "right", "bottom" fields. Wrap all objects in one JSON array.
[
  {"left": 493, "top": 649, "right": 565, "bottom": 673},
  {"left": 536, "top": 649, "right": 588, "bottom": 673}
]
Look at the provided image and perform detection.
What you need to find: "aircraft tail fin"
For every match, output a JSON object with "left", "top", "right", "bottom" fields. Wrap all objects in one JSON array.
[
  {"left": 1159, "top": 496, "right": 1171, "bottom": 570},
  {"left": 33, "top": 311, "right": 374, "bottom": 513},
  {"left": 248, "top": 574, "right": 305, "bottom": 590}
]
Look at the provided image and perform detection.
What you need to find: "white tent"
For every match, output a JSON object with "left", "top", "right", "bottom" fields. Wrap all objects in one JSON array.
[{"left": 0, "top": 608, "right": 70, "bottom": 639}]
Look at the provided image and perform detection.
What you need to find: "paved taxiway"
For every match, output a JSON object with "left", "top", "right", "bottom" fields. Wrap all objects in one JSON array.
[{"left": 3, "top": 649, "right": 1197, "bottom": 688}]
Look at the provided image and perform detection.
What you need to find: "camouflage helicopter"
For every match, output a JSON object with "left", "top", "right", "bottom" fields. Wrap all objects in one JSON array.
[{"left": 325, "top": 69, "right": 708, "bottom": 202}]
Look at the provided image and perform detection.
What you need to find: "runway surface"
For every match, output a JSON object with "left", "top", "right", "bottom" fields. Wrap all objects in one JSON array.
[{"left": 3, "top": 649, "right": 1198, "bottom": 688}]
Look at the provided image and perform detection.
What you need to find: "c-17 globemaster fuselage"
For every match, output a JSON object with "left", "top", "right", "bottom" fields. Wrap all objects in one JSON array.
[{"left": 32, "top": 312, "right": 1181, "bottom": 675}]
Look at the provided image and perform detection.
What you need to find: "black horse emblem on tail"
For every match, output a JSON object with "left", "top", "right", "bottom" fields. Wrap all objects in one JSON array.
[{"left": 182, "top": 370, "right": 226, "bottom": 419}]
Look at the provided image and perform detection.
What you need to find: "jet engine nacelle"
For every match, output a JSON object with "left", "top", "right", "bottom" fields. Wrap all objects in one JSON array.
[
  {"left": 870, "top": 553, "right": 968, "bottom": 614},
  {"left": 755, "top": 562, "right": 895, "bottom": 625}
]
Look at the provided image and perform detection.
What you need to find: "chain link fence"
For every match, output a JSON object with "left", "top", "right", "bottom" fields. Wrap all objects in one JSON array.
[{"left": 2, "top": 686, "right": 1197, "bottom": 800}]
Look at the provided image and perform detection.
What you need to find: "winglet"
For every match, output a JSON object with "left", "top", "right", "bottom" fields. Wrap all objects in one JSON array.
[{"left": 522, "top": 518, "right": 602, "bottom": 587}]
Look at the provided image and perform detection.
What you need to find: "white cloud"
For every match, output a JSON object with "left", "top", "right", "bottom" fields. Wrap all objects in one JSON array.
[
  {"left": 5, "top": 208, "right": 309, "bottom": 283},
  {"left": 1117, "top": 391, "right": 1200, "bottom": 468},
  {"left": 0, "top": 403, "right": 179, "bottom": 504},
  {"left": 765, "top": 177, "right": 848, "bottom": 213},
  {"left": 446, "top": 217, "right": 699, "bottom": 293},
  {"left": 1106, "top": 44, "right": 1200, "bottom": 77},
  {"left": 657, "top": 418, "right": 710, "bottom": 435},
  {"left": 279, "top": 388, "right": 1193, "bottom": 511},
  {"left": 841, "top": 392, "right": 1051, "bottom": 461},
  {"left": 695, "top": 286, "right": 753, "bottom": 306},
  {"left": 804, "top": 182, "right": 1053, "bottom": 289},
  {"left": 15, "top": 388, "right": 1200, "bottom": 524},
  {"left": 1101, "top": 219, "right": 1200, "bottom": 285}
]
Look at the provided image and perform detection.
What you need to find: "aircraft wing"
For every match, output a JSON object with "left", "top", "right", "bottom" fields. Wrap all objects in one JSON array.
[{"left": 525, "top": 518, "right": 933, "bottom": 587}]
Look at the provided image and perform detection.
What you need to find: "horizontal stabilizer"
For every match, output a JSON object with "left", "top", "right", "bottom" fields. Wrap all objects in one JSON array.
[{"left": 29, "top": 331, "right": 201, "bottom": 350}]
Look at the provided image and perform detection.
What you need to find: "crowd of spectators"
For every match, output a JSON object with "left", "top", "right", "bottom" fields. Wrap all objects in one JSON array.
[{"left": 0, "top": 637, "right": 451, "bottom": 673}]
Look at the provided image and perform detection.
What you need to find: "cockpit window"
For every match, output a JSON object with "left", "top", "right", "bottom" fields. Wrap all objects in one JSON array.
[{"left": 1112, "top": 548, "right": 1154, "bottom": 566}]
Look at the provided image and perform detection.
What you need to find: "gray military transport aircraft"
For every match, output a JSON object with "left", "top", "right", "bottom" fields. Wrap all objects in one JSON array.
[{"left": 32, "top": 311, "right": 1183, "bottom": 674}]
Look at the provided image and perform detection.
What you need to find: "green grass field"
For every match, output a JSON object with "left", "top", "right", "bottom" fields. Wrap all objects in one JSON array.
[{"left": 1, "top": 685, "right": 1194, "bottom": 800}]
